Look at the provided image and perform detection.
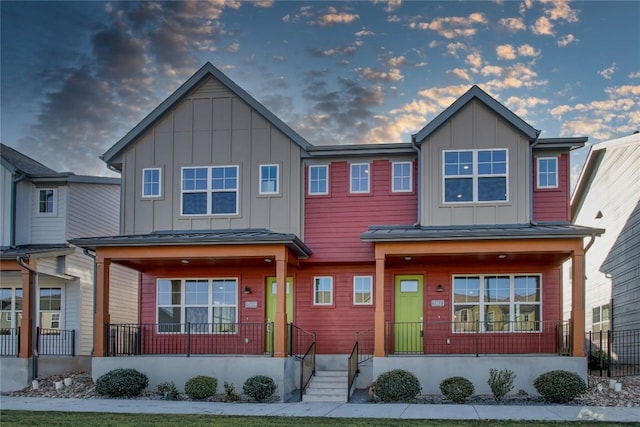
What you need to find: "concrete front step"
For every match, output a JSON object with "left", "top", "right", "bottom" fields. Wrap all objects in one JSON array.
[{"left": 302, "top": 370, "right": 348, "bottom": 403}]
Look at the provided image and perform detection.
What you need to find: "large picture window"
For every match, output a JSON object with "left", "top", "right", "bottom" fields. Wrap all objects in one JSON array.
[
  {"left": 157, "top": 278, "right": 238, "bottom": 333},
  {"left": 453, "top": 275, "right": 541, "bottom": 332},
  {"left": 181, "top": 166, "right": 238, "bottom": 215},
  {"left": 443, "top": 149, "right": 507, "bottom": 203}
]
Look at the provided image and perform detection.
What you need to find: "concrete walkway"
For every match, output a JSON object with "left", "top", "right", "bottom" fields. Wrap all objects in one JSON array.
[{"left": 1, "top": 396, "right": 639, "bottom": 422}]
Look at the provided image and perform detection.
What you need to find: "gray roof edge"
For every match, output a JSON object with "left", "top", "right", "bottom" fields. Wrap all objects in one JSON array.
[
  {"left": 535, "top": 137, "right": 588, "bottom": 151},
  {"left": 412, "top": 85, "right": 539, "bottom": 143},
  {"left": 306, "top": 143, "right": 416, "bottom": 157},
  {"left": 66, "top": 175, "right": 121, "bottom": 185},
  {"left": 102, "top": 62, "right": 312, "bottom": 166}
]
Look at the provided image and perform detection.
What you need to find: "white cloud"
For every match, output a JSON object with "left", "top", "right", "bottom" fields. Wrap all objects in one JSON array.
[
  {"left": 410, "top": 13, "right": 487, "bottom": 39},
  {"left": 387, "top": 55, "right": 408, "bottom": 67},
  {"left": 317, "top": 8, "right": 359, "bottom": 26},
  {"left": 542, "top": 0, "right": 579, "bottom": 23},
  {"left": 448, "top": 68, "right": 472, "bottom": 81},
  {"left": 628, "top": 71, "right": 640, "bottom": 79},
  {"left": 356, "top": 67, "right": 404, "bottom": 82},
  {"left": 496, "top": 44, "right": 516, "bottom": 60},
  {"left": 355, "top": 29, "right": 374, "bottom": 37},
  {"left": 532, "top": 16, "right": 554, "bottom": 35},
  {"left": 466, "top": 51, "right": 482, "bottom": 72},
  {"left": 498, "top": 17, "right": 526, "bottom": 31},
  {"left": 598, "top": 63, "right": 616, "bottom": 80},
  {"left": 446, "top": 42, "right": 467, "bottom": 57},
  {"left": 517, "top": 44, "right": 540, "bottom": 57},
  {"left": 505, "top": 96, "right": 549, "bottom": 117},
  {"left": 557, "top": 34, "right": 578, "bottom": 47},
  {"left": 481, "top": 65, "right": 503, "bottom": 76}
]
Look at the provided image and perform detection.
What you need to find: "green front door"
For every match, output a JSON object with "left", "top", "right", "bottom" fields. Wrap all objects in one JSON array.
[
  {"left": 394, "top": 275, "right": 424, "bottom": 353},
  {"left": 265, "top": 277, "right": 293, "bottom": 353}
]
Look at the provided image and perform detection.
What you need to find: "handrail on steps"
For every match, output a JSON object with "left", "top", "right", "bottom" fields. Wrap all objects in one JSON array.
[
  {"left": 347, "top": 329, "right": 374, "bottom": 402},
  {"left": 289, "top": 324, "right": 316, "bottom": 401}
]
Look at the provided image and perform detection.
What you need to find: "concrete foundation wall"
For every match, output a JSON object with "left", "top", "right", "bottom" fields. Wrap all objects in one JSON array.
[
  {"left": 373, "top": 356, "right": 587, "bottom": 395},
  {"left": 0, "top": 358, "right": 30, "bottom": 392},
  {"left": 0, "top": 356, "right": 92, "bottom": 393},
  {"left": 93, "top": 356, "right": 293, "bottom": 400}
]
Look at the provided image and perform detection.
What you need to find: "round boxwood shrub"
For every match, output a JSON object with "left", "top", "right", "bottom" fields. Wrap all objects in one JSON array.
[
  {"left": 95, "top": 368, "right": 149, "bottom": 397},
  {"left": 184, "top": 375, "right": 218, "bottom": 400},
  {"left": 374, "top": 369, "right": 421, "bottom": 402},
  {"left": 533, "top": 370, "right": 586, "bottom": 403},
  {"left": 243, "top": 375, "right": 277, "bottom": 402},
  {"left": 439, "top": 376, "right": 475, "bottom": 403}
]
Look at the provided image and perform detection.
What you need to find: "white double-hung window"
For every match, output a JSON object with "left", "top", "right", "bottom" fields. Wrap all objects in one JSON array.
[
  {"left": 443, "top": 149, "right": 507, "bottom": 203},
  {"left": 181, "top": 166, "right": 238, "bottom": 215},
  {"left": 537, "top": 157, "right": 558, "bottom": 189},
  {"left": 350, "top": 163, "right": 370, "bottom": 193},
  {"left": 142, "top": 168, "right": 162, "bottom": 198},
  {"left": 259, "top": 164, "right": 279, "bottom": 195}
]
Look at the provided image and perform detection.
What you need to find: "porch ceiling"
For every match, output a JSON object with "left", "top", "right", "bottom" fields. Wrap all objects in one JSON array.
[
  {"left": 384, "top": 251, "right": 570, "bottom": 267},
  {"left": 114, "top": 255, "right": 278, "bottom": 272}
]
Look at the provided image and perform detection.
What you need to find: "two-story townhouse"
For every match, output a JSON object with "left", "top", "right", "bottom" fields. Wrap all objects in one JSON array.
[
  {"left": 71, "top": 62, "right": 602, "bottom": 401},
  {"left": 0, "top": 144, "right": 138, "bottom": 392}
]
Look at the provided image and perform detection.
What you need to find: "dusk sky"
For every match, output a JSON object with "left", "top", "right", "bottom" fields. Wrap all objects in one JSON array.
[{"left": 1, "top": 1, "right": 638, "bottom": 184}]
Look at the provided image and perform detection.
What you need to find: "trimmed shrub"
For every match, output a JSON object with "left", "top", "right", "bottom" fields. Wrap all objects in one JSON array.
[
  {"left": 488, "top": 368, "right": 516, "bottom": 400},
  {"left": 184, "top": 375, "right": 218, "bottom": 400},
  {"left": 533, "top": 370, "right": 586, "bottom": 403},
  {"left": 95, "top": 368, "right": 149, "bottom": 398},
  {"left": 374, "top": 369, "right": 421, "bottom": 402},
  {"left": 157, "top": 381, "right": 179, "bottom": 400},
  {"left": 439, "top": 376, "right": 474, "bottom": 403},
  {"left": 223, "top": 381, "right": 240, "bottom": 402},
  {"left": 243, "top": 375, "right": 277, "bottom": 402}
]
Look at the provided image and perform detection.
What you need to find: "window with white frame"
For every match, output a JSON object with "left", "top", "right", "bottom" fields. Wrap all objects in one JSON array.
[
  {"left": 259, "top": 164, "right": 279, "bottom": 195},
  {"left": 537, "top": 157, "right": 558, "bottom": 189},
  {"left": 142, "top": 168, "right": 161, "bottom": 198},
  {"left": 392, "top": 161, "right": 412, "bottom": 192},
  {"left": 0, "top": 288, "right": 23, "bottom": 330},
  {"left": 314, "top": 277, "right": 333, "bottom": 305},
  {"left": 37, "top": 189, "right": 56, "bottom": 214},
  {"left": 181, "top": 166, "right": 238, "bottom": 215},
  {"left": 443, "top": 149, "right": 507, "bottom": 203},
  {"left": 39, "top": 288, "right": 62, "bottom": 330},
  {"left": 308, "top": 165, "right": 328, "bottom": 195},
  {"left": 452, "top": 275, "right": 541, "bottom": 333},
  {"left": 350, "top": 163, "right": 370, "bottom": 193},
  {"left": 157, "top": 278, "right": 238, "bottom": 333},
  {"left": 353, "top": 276, "right": 373, "bottom": 305}
]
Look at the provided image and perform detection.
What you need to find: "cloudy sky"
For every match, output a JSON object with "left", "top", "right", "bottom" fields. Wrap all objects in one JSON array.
[{"left": 1, "top": 1, "right": 638, "bottom": 183}]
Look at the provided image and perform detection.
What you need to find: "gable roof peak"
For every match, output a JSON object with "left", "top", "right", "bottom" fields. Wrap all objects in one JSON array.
[{"left": 412, "top": 85, "right": 539, "bottom": 143}]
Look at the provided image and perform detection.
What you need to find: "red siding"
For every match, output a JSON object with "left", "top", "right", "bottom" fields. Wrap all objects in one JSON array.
[
  {"left": 304, "top": 160, "right": 417, "bottom": 262},
  {"left": 533, "top": 153, "right": 571, "bottom": 222}
]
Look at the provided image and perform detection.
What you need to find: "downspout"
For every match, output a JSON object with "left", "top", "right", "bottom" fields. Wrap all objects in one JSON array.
[
  {"left": 11, "top": 173, "right": 26, "bottom": 247},
  {"left": 529, "top": 130, "right": 542, "bottom": 226},
  {"left": 83, "top": 248, "right": 97, "bottom": 356},
  {"left": 17, "top": 255, "right": 38, "bottom": 381},
  {"left": 411, "top": 135, "right": 421, "bottom": 227}
]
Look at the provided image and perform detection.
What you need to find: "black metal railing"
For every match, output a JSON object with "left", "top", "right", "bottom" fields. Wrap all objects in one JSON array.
[
  {"left": 0, "top": 327, "right": 20, "bottom": 356},
  {"left": 106, "top": 322, "right": 273, "bottom": 356},
  {"left": 299, "top": 336, "right": 316, "bottom": 401},
  {"left": 587, "top": 329, "right": 640, "bottom": 377},
  {"left": 386, "top": 320, "right": 569, "bottom": 356},
  {"left": 288, "top": 323, "right": 315, "bottom": 358},
  {"left": 37, "top": 327, "right": 75, "bottom": 356},
  {"left": 347, "top": 329, "right": 374, "bottom": 402}
]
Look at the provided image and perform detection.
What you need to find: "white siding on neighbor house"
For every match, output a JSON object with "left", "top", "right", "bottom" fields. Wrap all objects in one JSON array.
[
  {"left": 67, "top": 183, "right": 120, "bottom": 239},
  {"left": 420, "top": 100, "right": 530, "bottom": 226},
  {"left": 108, "top": 264, "right": 139, "bottom": 325},
  {"left": 13, "top": 181, "right": 32, "bottom": 246},
  {"left": 565, "top": 135, "right": 640, "bottom": 332},
  {"left": 1, "top": 166, "right": 13, "bottom": 248},
  {"left": 30, "top": 185, "right": 67, "bottom": 244},
  {"left": 65, "top": 250, "right": 95, "bottom": 356},
  {"left": 36, "top": 274, "right": 70, "bottom": 328},
  {"left": 120, "top": 76, "right": 303, "bottom": 236}
]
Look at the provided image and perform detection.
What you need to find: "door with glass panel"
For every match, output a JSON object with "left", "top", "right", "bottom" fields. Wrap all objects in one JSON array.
[
  {"left": 394, "top": 275, "right": 423, "bottom": 353},
  {"left": 265, "top": 277, "right": 293, "bottom": 353}
]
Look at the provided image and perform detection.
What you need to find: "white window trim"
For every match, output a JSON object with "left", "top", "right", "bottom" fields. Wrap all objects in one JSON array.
[
  {"left": 38, "top": 287, "right": 63, "bottom": 330},
  {"left": 442, "top": 149, "right": 509, "bottom": 204},
  {"left": 156, "top": 278, "right": 238, "bottom": 334},
  {"left": 451, "top": 274, "right": 542, "bottom": 333},
  {"left": 0, "top": 287, "right": 23, "bottom": 329},
  {"left": 142, "top": 167, "right": 162, "bottom": 198},
  {"left": 35, "top": 188, "right": 57, "bottom": 216},
  {"left": 350, "top": 162, "right": 370, "bottom": 194},
  {"left": 313, "top": 276, "right": 333, "bottom": 306},
  {"left": 180, "top": 165, "right": 239, "bottom": 216},
  {"left": 259, "top": 164, "right": 280, "bottom": 195},
  {"left": 353, "top": 276, "right": 373, "bottom": 305},
  {"left": 308, "top": 165, "right": 329, "bottom": 195},
  {"left": 536, "top": 157, "right": 558, "bottom": 189},
  {"left": 391, "top": 161, "right": 413, "bottom": 193}
]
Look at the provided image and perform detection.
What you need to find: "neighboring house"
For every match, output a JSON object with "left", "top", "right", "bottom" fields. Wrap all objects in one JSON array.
[
  {"left": 71, "top": 62, "right": 603, "bottom": 401},
  {"left": 568, "top": 133, "right": 640, "bottom": 338},
  {"left": 0, "top": 144, "right": 138, "bottom": 392}
]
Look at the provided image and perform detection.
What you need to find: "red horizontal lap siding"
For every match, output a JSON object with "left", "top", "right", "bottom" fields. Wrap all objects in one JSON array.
[
  {"left": 304, "top": 160, "right": 417, "bottom": 262},
  {"left": 533, "top": 153, "right": 570, "bottom": 222}
]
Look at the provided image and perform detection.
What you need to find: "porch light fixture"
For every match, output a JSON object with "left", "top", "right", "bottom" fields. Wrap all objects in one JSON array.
[
  {"left": 436, "top": 284, "right": 444, "bottom": 292},
  {"left": 243, "top": 286, "right": 252, "bottom": 294},
  {"left": 404, "top": 256, "right": 412, "bottom": 261},
  {"left": 180, "top": 259, "right": 190, "bottom": 264},
  {"left": 264, "top": 258, "right": 273, "bottom": 263},
  {"left": 498, "top": 254, "right": 507, "bottom": 259}
]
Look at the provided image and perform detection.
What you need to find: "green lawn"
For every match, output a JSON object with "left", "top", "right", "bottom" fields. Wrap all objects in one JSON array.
[{"left": 0, "top": 411, "right": 636, "bottom": 427}]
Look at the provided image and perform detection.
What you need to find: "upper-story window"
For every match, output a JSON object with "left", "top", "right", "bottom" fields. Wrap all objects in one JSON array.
[
  {"left": 37, "top": 189, "right": 56, "bottom": 215},
  {"left": 181, "top": 166, "right": 238, "bottom": 216},
  {"left": 142, "top": 168, "right": 162, "bottom": 198},
  {"left": 537, "top": 157, "right": 558, "bottom": 189},
  {"left": 443, "top": 149, "right": 507, "bottom": 203},
  {"left": 309, "top": 165, "right": 329, "bottom": 195},
  {"left": 392, "top": 161, "right": 412, "bottom": 192},
  {"left": 259, "top": 164, "right": 279, "bottom": 195},
  {"left": 314, "top": 276, "right": 333, "bottom": 305},
  {"left": 350, "top": 163, "right": 370, "bottom": 193}
]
